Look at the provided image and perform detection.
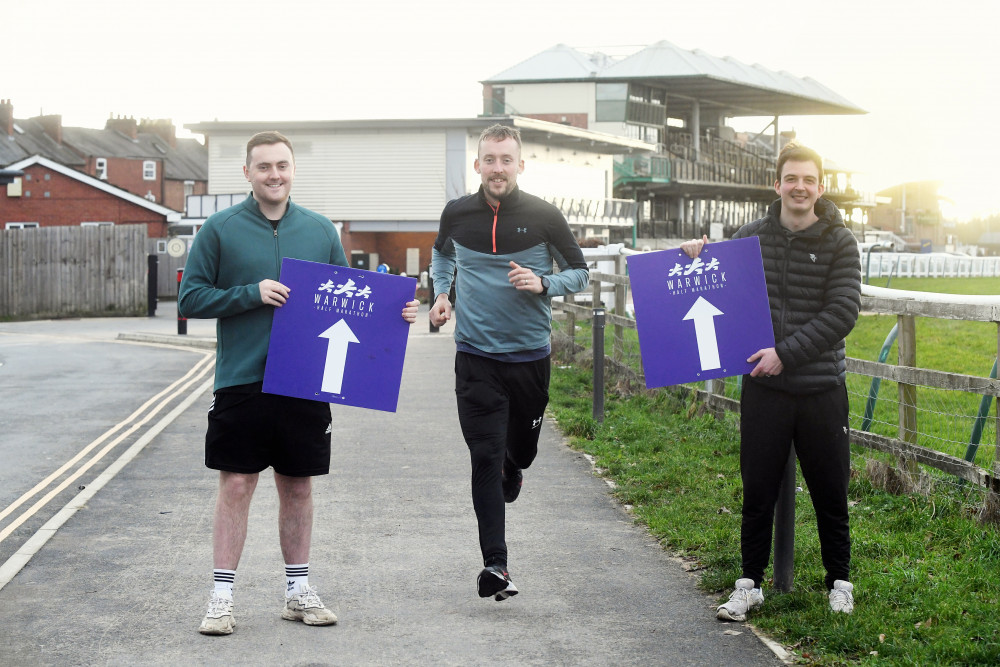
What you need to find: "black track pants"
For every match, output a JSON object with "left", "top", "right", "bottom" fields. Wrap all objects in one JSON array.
[
  {"left": 455, "top": 352, "right": 549, "bottom": 567},
  {"left": 738, "top": 380, "right": 852, "bottom": 590}
]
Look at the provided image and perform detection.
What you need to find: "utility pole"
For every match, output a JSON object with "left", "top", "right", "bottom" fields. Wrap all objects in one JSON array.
[{"left": 900, "top": 183, "right": 907, "bottom": 236}]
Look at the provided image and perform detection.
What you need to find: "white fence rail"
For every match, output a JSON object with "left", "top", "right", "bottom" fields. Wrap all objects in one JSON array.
[{"left": 864, "top": 252, "right": 1000, "bottom": 279}]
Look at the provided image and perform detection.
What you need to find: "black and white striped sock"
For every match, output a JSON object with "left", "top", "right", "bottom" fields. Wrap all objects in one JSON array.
[
  {"left": 213, "top": 569, "right": 235, "bottom": 600},
  {"left": 285, "top": 563, "right": 309, "bottom": 597}
]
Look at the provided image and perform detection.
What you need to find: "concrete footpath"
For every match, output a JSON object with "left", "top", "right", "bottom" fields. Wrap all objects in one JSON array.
[{"left": 0, "top": 303, "right": 783, "bottom": 666}]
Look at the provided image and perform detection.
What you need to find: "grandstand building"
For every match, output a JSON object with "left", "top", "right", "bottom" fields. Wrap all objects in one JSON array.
[{"left": 482, "top": 42, "right": 875, "bottom": 245}]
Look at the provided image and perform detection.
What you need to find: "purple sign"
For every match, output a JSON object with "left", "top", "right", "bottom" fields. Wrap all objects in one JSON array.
[
  {"left": 625, "top": 237, "right": 774, "bottom": 388},
  {"left": 263, "top": 258, "right": 416, "bottom": 412}
]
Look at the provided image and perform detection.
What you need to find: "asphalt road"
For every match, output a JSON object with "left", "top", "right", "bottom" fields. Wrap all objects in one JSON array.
[{"left": 0, "top": 303, "right": 783, "bottom": 666}]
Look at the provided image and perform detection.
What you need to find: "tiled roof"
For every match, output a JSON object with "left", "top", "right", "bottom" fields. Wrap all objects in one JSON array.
[
  {"left": 0, "top": 119, "right": 85, "bottom": 167},
  {"left": 1, "top": 120, "right": 206, "bottom": 181}
]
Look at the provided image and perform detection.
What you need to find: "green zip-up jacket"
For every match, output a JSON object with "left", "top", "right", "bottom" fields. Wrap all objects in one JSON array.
[{"left": 178, "top": 195, "right": 348, "bottom": 391}]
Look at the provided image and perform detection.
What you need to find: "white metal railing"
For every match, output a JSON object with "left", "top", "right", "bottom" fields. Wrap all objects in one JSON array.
[{"left": 864, "top": 252, "right": 1000, "bottom": 280}]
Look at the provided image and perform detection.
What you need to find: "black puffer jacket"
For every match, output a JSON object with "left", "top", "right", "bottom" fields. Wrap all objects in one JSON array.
[{"left": 733, "top": 197, "right": 861, "bottom": 394}]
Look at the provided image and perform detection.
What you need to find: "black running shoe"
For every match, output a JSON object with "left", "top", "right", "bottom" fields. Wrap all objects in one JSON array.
[
  {"left": 502, "top": 463, "right": 523, "bottom": 503},
  {"left": 477, "top": 565, "right": 519, "bottom": 601}
]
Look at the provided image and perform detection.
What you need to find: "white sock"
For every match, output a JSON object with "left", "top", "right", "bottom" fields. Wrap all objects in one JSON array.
[
  {"left": 285, "top": 563, "right": 309, "bottom": 597},
  {"left": 213, "top": 569, "right": 235, "bottom": 600}
]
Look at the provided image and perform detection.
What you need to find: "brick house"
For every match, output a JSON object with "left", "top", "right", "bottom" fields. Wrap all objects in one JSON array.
[
  {"left": 2, "top": 155, "right": 180, "bottom": 236},
  {"left": 0, "top": 99, "right": 207, "bottom": 214}
]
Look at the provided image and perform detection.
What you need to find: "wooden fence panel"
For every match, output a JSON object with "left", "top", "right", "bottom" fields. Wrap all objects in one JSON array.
[
  {"left": 0, "top": 226, "right": 148, "bottom": 320},
  {"left": 552, "top": 262, "right": 1000, "bottom": 498}
]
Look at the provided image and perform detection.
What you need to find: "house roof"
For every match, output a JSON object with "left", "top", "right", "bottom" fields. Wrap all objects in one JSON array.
[
  {"left": 0, "top": 119, "right": 85, "bottom": 167},
  {"left": 1, "top": 119, "right": 207, "bottom": 181},
  {"left": 5, "top": 155, "right": 182, "bottom": 221},
  {"left": 484, "top": 42, "right": 865, "bottom": 118},
  {"left": 60, "top": 127, "right": 207, "bottom": 180}
]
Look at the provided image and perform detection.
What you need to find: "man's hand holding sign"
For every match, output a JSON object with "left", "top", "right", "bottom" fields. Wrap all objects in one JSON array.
[
  {"left": 679, "top": 234, "right": 781, "bottom": 380},
  {"left": 626, "top": 236, "right": 774, "bottom": 389}
]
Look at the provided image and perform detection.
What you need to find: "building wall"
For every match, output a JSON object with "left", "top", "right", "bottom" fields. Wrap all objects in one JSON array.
[
  {"left": 591, "top": 120, "right": 631, "bottom": 137},
  {"left": 464, "top": 134, "right": 613, "bottom": 201},
  {"left": 519, "top": 112, "right": 589, "bottom": 129},
  {"left": 343, "top": 228, "right": 437, "bottom": 275},
  {"left": 207, "top": 130, "right": 447, "bottom": 221},
  {"left": 83, "top": 156, "right": 165, "bottom": 204},
  {"left": 870, "top": 182, "right": 944, "bottom": 246},
  {"left": 1, "top": 164, "right": 169, "bottom": 237},
  {"left": 200, "top": 122, "right": 631, "bottom": 298},
  {"left": 164, "top": 178, "right": 207, "bottom": 214},
  {"left": 498, "top": 82, "right": 596, "bottom": 125}
]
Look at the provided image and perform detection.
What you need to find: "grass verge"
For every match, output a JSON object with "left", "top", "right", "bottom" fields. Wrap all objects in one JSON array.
[{"left": 548, "top": 276, "right": 1000, "bottom": 663}]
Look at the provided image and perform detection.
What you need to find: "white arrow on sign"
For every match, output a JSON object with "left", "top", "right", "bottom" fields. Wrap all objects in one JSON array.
[
  {"left": 683, "top": 296, "right": 723, "bottom": 371},
  {"left": 319, "top": 319, "right": 360, "bottom": 394}
]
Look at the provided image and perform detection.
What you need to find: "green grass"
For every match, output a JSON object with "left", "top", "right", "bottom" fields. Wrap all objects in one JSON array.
[
  {"left": 848, "top": 277, "right": 998, "bottom": 468},
  {"left": 866, "top": 276, "right": 1000, "bottom": 295},
  {"left": 846, "top": 313, "right": 997, "bottom": 468},
  {"left": 548, "top": 277, "right": 1000, "bottom": 664},
  {"left": 548, "top": 367, "right": 1000, "bottom": 664}
]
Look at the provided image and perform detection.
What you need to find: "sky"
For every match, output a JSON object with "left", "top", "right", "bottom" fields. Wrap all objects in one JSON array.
[{"left": 6, "top": 0, "right": 999, "bottom": 220}]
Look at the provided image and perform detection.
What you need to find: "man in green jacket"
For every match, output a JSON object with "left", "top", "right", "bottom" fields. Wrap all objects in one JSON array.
[{"left": 180, "top": 131, "right": 417, "bottom": 635}]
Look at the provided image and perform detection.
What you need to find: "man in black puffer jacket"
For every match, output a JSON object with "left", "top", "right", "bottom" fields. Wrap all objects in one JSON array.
[{"left": 682, "top": 142, "right": 861, "bottom": 621}]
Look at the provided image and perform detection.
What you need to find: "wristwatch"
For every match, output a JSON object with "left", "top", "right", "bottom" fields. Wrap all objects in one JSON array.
[{"left": 540, "top": 276, "right": 550, "bottom": 296}]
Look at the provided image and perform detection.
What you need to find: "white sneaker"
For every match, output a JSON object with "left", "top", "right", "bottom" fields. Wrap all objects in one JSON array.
[
  {"left": 829, "top": 580, "right": 855, "bottom": 614},
  {"left": 716, "top": 578, "right": 764, "bottom": 622},
  {"left": 282, "top": 585, "right": 338, "bottom": 625},
  {"left": 198, "top": 592, "right": 235, "bottom": 635}
]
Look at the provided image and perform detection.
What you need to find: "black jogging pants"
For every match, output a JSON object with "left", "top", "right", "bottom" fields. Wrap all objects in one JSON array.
[
  {"left": 738, "top": 380, "right": 852, "bottom": 590},
  {"left": 455, "top": 351, "right": 549, "bottom": 568}
]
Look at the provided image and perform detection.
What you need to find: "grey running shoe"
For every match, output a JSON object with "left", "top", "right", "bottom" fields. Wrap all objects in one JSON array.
[
  {"left": 716, "top": 578, "right": 764, "bottom": 622},
  {"left": 477, "top": 564, "right": 519, "bottom": 601},
  {"left": 198, "top": 592, "right": 235, "bottom": 635},
  {"left": 282, "top": 585, "right": 338, "bottom": 625},
  {"left": 829, "top": 580, "right": 855, "bottom": 614}
]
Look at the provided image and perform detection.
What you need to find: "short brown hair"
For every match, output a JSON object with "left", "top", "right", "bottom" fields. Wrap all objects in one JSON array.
[
  {"left": 776, "top": 141, "right": 823, "bottom": 180},
  {"left": 246, "top": 131, "right": 294, "bottom": 167},
  {"left": 478, "top": 124, "right": 522, "bottom": 155}
]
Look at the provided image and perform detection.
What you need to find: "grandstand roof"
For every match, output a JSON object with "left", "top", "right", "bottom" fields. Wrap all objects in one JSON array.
[{"left": 485, "top": 42, "right": 865, "bottom": 118}]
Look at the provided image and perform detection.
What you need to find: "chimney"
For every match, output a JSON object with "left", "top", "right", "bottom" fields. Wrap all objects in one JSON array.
[
  {"left": 138, "top": 118, "right": 177, "bottom": 149},
  {"left": 0, "top": 99, "right": 13, "bottom": 136},
  {"left": 37, "top": 114, "right": 63, "bottom": 144},
  {"left": 106, "top": 114, "right": 138, "bottom": 140}
]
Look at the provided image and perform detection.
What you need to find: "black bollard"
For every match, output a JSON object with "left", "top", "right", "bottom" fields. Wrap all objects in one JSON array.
[
  {"left": 176, "top": 268, "right": 187, "bottom": 335},
  {"left": 592, "top": 307, "right": 606, "bottom": 423},
  {"left": 147, "top": 254, "right": 158, "bottom": 317}
]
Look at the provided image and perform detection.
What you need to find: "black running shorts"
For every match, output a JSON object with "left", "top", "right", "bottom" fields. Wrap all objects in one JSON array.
[{"left": 205, "top": 390, "right": 332, "bottom": 476}]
